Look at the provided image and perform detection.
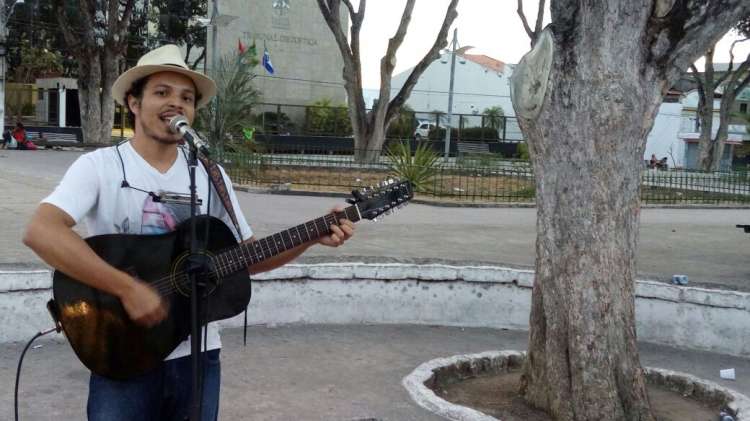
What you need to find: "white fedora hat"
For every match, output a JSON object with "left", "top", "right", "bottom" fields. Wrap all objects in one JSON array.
[{"left": 112, "top": 44, "right": 217, "bottom": 109}]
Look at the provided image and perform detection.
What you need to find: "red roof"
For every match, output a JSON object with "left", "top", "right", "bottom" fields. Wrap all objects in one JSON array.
[{"left": 456, "top": 49, "right": 505, "bottom": 73}]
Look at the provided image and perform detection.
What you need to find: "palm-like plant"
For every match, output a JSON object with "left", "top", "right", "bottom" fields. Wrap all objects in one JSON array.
[
  {"left": 195, "top": 48, "right": 260, "bottom": 152},
  {"left": 386, "top": 141, "right": 440, "bottom": 192},
  {"left": 482, "top": 106, "right": 505, "bottom": 133}
]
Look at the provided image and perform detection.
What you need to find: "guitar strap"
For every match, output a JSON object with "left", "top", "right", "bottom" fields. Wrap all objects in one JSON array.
[
  {"left": 198, "top": 155, "right": 242, "bottom": 239},
  {"left": 198, "top": 155, "right": 251, "bottom": 346}
]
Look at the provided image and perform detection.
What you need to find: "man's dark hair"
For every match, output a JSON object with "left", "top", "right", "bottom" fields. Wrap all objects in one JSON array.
[{"left": 124, "top": 75, "right": 151, "bottom": 124}]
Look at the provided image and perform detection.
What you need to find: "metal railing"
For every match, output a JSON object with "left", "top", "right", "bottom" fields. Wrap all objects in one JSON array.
[
  {"left": 218, "top": 146, "right": 750, "bottom": 204},
  {"left": 249, "top": 102, "right": 522, "bottom": 141}
]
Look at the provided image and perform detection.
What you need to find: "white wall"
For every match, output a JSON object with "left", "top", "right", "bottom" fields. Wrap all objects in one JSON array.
[
  {"left": 374, "top": 53, "right": 515, "bottom": 117},
  {"left": 645, "top": 102, "right": 686, "bottom": 168},
  {"left": 4, "top": 264, "right": 750, "bottom": 359}
]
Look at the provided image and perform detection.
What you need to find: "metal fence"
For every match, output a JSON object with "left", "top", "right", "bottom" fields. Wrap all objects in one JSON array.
[
  {"left": 250, "top": 102, "right": 523, "bottom": 141},
  {"left": 218, "top": 147, "right": 750, "bottom": 205}
]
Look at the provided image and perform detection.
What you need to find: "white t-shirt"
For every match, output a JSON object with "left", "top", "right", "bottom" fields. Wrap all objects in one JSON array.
[{"left": 43, "top": 141, "right": 253, "bottom": 360}]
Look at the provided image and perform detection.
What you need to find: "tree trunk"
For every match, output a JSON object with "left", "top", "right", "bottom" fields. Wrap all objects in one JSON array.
[
  {"left": 353, "top": 120, "right": 387, "bottom": 163},
  {"left": 77, "top": 50, "right": 104, "bottom": 144},
  {"left": 696, "top": 91, "right": 716, "bottom": 170},
  {"left": 711, "top": 89, "right": 734, "bottom": 170},
  {"left": 317, "top": 0, "right": 457, "bottom": 163},
  {"left": 511, "top": 1, "right": 749, "bottom": 419},
  {"left": 53, "top": 0, "right": 134, "bottom": 145},
  {"left": 515, "top": 22, "right": 664, "bottom": 421},
  {"left": 76, "top": 50, "right": 118, "bottom": 144}
]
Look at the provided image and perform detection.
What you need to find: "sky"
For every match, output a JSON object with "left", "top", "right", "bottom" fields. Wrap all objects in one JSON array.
[{"left": 356, "top": 1, "right": 750, "bottom": 89}]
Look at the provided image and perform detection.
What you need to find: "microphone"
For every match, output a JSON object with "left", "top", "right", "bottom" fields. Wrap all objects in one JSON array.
[{"left": 168, "top": 115, "right": 210, "bottom": 156}]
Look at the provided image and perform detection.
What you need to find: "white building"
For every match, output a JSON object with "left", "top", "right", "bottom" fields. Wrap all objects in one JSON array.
[
  {"left": 673, "top": 90, "right": 748, "bottom": 169},
  {"left": 365, "top": 48, "right": 522, "bottom": 139},
  {"left": 390, "top": 48, "right": 514, "bottom": 117},
  {"left": 367, "top": 52, "right": 750, "bottom": 168}
]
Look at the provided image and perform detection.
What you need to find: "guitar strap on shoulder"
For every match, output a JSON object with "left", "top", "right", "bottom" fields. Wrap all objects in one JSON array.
[
  {"left": 198, "top": 155, "right": 243, "bottom": 239},
  {"left": 198, "top": 154, "right": 252, "bottom": 347}
]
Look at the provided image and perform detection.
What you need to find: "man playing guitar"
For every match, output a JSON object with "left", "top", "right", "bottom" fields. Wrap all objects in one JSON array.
[{"left": 23, "top": 44, "right": 355, "bottom": 420}]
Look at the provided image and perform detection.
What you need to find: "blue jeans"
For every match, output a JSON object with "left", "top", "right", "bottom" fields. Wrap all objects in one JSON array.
[{"left": 87, "top": 349, "right": 221, "bottom": 421}]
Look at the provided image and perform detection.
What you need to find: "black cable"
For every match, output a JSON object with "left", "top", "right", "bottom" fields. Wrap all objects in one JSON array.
[{"left": 15, "top": 327, "right": 60, "bottom": 421}]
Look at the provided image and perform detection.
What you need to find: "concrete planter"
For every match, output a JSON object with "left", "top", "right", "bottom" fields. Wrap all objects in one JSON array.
[
  {"left": 2, "top": 263, "right": 749, "bottom": 360},
  {"left": 402, "top": 350, "right": 750, "bottom": 421}
]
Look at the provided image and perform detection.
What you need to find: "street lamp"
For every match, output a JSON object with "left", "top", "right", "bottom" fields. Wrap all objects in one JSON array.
[{"left": 0, "top": 0, "right": 24, "bottom": 137}]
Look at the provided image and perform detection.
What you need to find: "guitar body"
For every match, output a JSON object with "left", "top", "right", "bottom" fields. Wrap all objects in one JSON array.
[
  {"left": 48, "top": 179, "right": 413, "bottom": 381},
  {"left": 51, "top": 215, "right": 252, "bottom": 380}
]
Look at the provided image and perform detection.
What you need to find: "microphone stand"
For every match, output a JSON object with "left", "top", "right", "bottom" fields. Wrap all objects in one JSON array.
[{"left": 186, "top": 142, "right": 204, "bottom": 421}]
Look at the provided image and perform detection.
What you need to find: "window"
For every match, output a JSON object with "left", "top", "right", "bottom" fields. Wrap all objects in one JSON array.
[{"left": 741, "top": 103, "right": 748, "bottom": 114}]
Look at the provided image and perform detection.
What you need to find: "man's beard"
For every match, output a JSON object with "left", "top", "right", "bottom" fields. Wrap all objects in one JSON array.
[{"left": 142, "top": 121, "right": 181, "bottom": 145}]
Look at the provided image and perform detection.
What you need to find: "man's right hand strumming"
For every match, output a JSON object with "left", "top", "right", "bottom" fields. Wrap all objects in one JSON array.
[{"left": 119, "top": 277, "right": 168, "bottom": 327}]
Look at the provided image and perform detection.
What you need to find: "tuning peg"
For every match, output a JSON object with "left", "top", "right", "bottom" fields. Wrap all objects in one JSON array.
[{"left": 347, "top": 189, "right": 366, "bottom": 204}]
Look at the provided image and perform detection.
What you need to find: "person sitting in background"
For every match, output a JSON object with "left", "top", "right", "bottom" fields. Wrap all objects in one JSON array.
[
  {"left": 1, "top": 130, "right": 9, "bottom": 149},
  {"left": 12, "top": 121, "right": 27, "bottom": 150},
  {"left": 6, "top": 130, "right": 17, "bottom": 149},
  {"left": 658, "top": 157, "right": 668, "bottom": 170}
]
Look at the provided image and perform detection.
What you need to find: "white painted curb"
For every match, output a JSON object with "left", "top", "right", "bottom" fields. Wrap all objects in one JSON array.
[
  {"left": 2, "top": 263, "right": 749, "bottom": 360},
  {"left": 402, "top": 351, "right": 750, "bottom": 421}
]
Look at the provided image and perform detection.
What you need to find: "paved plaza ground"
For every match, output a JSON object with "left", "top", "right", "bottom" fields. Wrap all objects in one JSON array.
[
  {"left": 4, "top": 325, "right": 750, "bottom": 421},
  {"left": 1, "top": 149, "right": 749, "bottom": 420}
]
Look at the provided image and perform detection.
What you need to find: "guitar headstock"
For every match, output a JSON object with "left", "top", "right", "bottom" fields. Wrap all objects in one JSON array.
[{"left": 347, "top": 179, "right": 413, "bottom": 221}]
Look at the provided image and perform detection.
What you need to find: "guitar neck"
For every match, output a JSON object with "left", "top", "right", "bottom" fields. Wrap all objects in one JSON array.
[{"left": 212, "top": 204, "right": 362, "bottom": 277}]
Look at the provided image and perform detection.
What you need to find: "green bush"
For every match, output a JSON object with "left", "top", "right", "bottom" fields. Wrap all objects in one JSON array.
[
  {"left": 256, "top": 111, "right": 294, "bottom": 134},
  {"left": 386, "top": 141, "right": 440, "bottom": 192},
  {"left": 386, "top": 106, "right": 416, "bottom": 139},
  {"left": 516, "top": 142, "right": 530, "bottom": 160},
  {"left": 306, "top": 99, "right": 352, "bottom": 136}
]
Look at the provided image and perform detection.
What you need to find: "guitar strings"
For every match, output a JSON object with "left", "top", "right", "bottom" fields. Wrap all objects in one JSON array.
[{"left": 145, "top": 213, "right": 343, "bottom": 297}]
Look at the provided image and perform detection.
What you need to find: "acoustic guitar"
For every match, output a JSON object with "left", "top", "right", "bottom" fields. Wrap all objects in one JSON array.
[{"left": 48, "top": 180, "right": 413, "bottom": 380}]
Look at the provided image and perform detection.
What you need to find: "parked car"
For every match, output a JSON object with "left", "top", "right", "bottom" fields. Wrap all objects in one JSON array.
[{"left": 414, "top": 122, "right": 436, "bottom": 140}]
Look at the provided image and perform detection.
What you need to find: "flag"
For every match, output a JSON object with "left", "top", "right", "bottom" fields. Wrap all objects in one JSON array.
[
  {"left": 248, "top": 40, "right": 257, "bottom": 58},
  {"left": 238, "top": 39, "right": 246, "bottom": 54},
  {"left": 262, "top": 47, "right": 275, "bottom": 74}
]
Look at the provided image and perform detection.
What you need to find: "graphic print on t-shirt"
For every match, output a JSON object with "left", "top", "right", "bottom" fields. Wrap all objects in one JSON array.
[{"left": 141, "top": 195, "right": 193, "bottom": 234}]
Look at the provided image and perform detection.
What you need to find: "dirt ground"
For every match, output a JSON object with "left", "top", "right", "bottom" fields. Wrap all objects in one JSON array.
[{"left": 434, "top": 370, "right": 723, "bottom": 421}]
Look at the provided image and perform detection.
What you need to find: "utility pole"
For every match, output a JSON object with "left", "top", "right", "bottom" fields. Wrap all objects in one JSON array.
[
  {"left": 443, "top": 28, "right": 458, "bottom": 159},
  {"left": 211, "top": 0, "right": 218, "bottom": 79}
]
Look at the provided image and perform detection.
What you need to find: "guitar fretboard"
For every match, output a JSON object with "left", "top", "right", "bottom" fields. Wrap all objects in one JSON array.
[{"left": 211, "top": 205, "right": 361, "bottom": 277}]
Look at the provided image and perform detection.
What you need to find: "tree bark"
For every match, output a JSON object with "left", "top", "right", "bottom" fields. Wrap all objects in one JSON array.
[
  {"left": 317, "top": 0, "right": 458, "bottom": 163},
  {"left": 512, "top": 1, "right": 750, "bottom": 420}
]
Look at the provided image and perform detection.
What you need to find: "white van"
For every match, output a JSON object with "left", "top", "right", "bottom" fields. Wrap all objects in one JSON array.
[{"left": 413, "top": 122, "right": 436, "bottom": 140}]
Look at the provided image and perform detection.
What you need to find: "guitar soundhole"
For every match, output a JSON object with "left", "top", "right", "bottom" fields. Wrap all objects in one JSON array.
[{"left": 171, "top": 252, "right": 222, "bottom": 297}]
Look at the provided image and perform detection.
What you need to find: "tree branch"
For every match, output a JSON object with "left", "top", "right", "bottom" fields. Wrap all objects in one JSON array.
[
  {"left": 316, "top": 0, "right": 354, "bottom": 62},
  {"left": 731, "top": 52, "right": 750, "bottom": 97},
  {"left": 376, "top": 0, "right": 416, "bottom": 106},
  {"left": 341, "top": 0, "right": 356, "bottom": 17},
  {"left": 517, "top": 0, "right": 535, "bottom": 43},
  {"left": 534, "top": 0, "right": 546, "bottom": 41},
  {"left": 690, "top": 64, "right": 707, "bottom": 111},
  {"left": 653, "top": 0, "right": 750, "bottom": 85},
  {"left": 385, "top": 0, "right": 459, "bottom": 124},
  {"left": 52, "top": 0, "right": 82, "bottom": 54}
]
